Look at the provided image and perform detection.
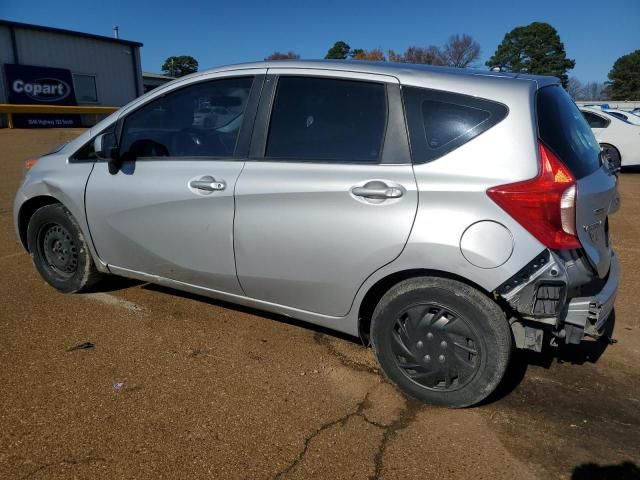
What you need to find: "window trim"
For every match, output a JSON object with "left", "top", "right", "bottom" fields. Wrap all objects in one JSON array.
[
  {"left": 249, "top": 73, "right": 408, "bottom": 165},
  {"left": 72, "top": 73, "right": 99, "bottom": 104}
]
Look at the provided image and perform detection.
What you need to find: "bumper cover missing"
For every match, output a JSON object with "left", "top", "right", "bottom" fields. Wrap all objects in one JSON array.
[{"left": 564, "top": 253, "right": 619, "bottom": 343}]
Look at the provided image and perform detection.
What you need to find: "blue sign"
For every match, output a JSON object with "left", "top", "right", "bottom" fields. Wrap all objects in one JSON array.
[
  {"left": 4, "top": 63, "right": 81, "bottom": 127},
  {"left": 5, "top": 64, "right": 77, "bottom": 105}
]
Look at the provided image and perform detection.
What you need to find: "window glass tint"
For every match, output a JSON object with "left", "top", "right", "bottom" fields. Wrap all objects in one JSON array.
[
  {"left": 581, "top": 111, "right": 609, "bottom": 128},
  {"left": 73, "top": 74, "right": 98, "bottom": 103},
  {"left": 266, "top": 76, "right": 386, "bottom": 162},
  {"left": 404, "top": 87, "right": 508, "bottom": 163},
  {"left": 120, "top": 76, "right": 253, "bottom": 160},
  {"left": 537, "top": 86, "right": 601, "bottom": 179}
]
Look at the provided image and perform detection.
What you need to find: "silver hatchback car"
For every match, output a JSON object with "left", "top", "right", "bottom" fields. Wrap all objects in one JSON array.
[{"left": 14, "top": 60, "right": 620, "bottom": 407}]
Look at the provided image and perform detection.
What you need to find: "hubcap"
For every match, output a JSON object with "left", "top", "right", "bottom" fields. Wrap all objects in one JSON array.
[
  {"left": 391, "top": 303, "right": 481, "bottom": 391},
  {"left": 40, "top": 224, "right": 78, "bottom": 277}
]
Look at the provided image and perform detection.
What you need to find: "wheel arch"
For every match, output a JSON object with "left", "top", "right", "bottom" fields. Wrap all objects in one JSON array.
[
  {"left": 357, "top": 268, "right": 496, "bottom": 345},
  {"left": 17, "top": 195, "right": 62, "bottom": 251}
]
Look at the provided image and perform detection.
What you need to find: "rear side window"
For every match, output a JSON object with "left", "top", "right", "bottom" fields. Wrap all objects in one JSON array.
[
  {"left": 403, "top": 87, "right": 508, "bottom": 163},
  {"left": 537, "top": 86, "right": 601, "bottom": 178},
  {"left": 266, "top": 76, "right": 386, "bottom": 163},
  {"left": 582, "top": 111, "right": 610, "bottom": 128}
]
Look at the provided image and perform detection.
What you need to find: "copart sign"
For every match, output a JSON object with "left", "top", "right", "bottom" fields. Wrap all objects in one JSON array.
[{"left": 5, "top": 63, "right": 77, "bottom": 105}]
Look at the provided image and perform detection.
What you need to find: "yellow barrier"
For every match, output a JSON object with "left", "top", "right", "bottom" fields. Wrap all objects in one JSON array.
[{"left": 0, "top": 104, "right": 119, "bottom": 128}]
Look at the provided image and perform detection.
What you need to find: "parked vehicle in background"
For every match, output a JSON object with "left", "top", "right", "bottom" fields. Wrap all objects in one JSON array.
[
  {"left": 14, "top": 61, "right": 620, "bottom": 407},
  {"left": 581, "top": 106, "right": 640, "bottom": 167},
  {"left": 602, "top": 108, "right": 640, "bottom": 125}
]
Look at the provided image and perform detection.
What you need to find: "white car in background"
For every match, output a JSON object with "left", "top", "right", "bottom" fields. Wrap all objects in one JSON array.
[
  {"left": 580, "top": 106, "right": 640, "bottom": 167},
  {"left": 602, "top": 108, "right": 640, "bottom": 125}
]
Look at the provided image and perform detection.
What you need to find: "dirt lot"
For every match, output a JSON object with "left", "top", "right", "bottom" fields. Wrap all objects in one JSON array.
[{"left": 0, "top": 129, "right": 639, "bottom": 480}]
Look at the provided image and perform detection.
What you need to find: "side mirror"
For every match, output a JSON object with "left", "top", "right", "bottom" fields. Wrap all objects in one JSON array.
[{"left": 94, "top": 132, "right": 121, "bottom": 174}]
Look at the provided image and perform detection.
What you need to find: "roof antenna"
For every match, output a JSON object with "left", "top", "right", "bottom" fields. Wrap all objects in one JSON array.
[{"left": 113, "top": 25, "right": 119, "bottom": 39}]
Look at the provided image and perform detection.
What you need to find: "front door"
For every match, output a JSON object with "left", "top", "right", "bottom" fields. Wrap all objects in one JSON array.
[
  {"left": 85, "top": 73, "right": 264, "bottom": 293},
  {"left": 234, "top": 72, "right": 418, "bottom": 316}
]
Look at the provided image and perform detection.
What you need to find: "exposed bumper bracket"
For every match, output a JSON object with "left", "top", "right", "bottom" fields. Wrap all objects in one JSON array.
[{"left": 564, "top": 253, "right": 619, "bottom": 343}]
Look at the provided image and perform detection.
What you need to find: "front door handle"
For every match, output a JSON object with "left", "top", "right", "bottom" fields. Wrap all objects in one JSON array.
[
  {"left": 189, "top": 176, "right": 226, "bottom": 192},
  {"left": 352, "top": 183, "right": 404, "bottom": 199}
]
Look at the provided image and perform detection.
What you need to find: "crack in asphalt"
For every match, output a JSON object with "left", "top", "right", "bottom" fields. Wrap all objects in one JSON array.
[
  {"left": 20, "top": 456, "right": 107, "bottom": 479},
  {"left": 273, "top": 393, "right": 373, "bottom": 480},
  {"left": 313, "top": 332, "right": 380, "bottom": 375},
  {"left": 274, "top": 334, "right": 423, "bottom": 480},
  {"left": 273, "top": 391, "right": 421, "bottom": 480},
  {"left": 368, "top": 398, "right": 422, "bottom": 480}
]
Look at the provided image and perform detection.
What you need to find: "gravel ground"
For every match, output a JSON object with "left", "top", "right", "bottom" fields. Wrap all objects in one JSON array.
[{"left": 1, "top": 129, "right": 638, "bottom": 480}]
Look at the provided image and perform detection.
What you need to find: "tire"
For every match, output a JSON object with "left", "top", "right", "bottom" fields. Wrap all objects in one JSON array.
[
  {"left": 600, "top": 143, "right": 621, "bottom": 171},
  {"left": 26, "top": 203, "right": 102, "bottom": 293},
  {"left": 371, "top": 277, "right": 512, "bottom": 408}
]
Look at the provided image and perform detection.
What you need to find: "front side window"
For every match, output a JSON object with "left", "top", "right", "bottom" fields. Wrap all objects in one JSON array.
[
  {"left": 403, "top": 87, "right": 508, "bottom": 163},
  {"left": 265, "top": 76, "right": 387, "bottom": 163},
  {"left": 119, "top": 76, "right": 253, "bottom": 160},
  {"left": 73, "top": 74, "right": 98, "bottom": 103}
]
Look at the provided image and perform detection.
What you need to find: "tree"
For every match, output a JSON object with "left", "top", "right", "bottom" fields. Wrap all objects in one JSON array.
[
  {"left": 441, "top": 34, "right": 480, "bottom": 68},
  {"left": 583, "top": 81, "right": 608, "bottom": 101},
  {"left": 566, "top": 77, "right": 584, "bottom": 100},
  {"left": 567, "top": 78, "right": 608, "bottom": 101},
  {"left": 265, "top": 51, "right": 300, "bottom": 60},
  {"left": 388, "top": 46, "right": 445, "bottom": 65},
  {"left": 161, "top": 55, "right": 199, "bottom": 78},
  {"left": 325, "top": 41, "right": 351, "bottom": 59},
  {"left": 486, "top": 22, "right": 575, "bottom": 88},
  {"left": 607, "top": 50, "right": 640, "bottom": 100},
  {"left": 351, "top": 48, "right": 385, "bottom": 61}
]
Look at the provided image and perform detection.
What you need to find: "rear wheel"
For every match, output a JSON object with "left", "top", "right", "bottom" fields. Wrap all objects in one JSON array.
[
  {"left": 600, "top": 143, "right": 621, "bottom": 170},
  {"left": 27, "top": 204, "right": 102, "bottom": 293},
  {"left": 371, "top": 277, "right": 512, "bottom": 408}
]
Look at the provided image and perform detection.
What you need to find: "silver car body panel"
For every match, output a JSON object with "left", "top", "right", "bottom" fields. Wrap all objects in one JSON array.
[
  {"left": 13, "top": 60, "right": 616, "bottom": 340},
  {"left": 85, "top": 160, "right": 246, "bottom": 294}
]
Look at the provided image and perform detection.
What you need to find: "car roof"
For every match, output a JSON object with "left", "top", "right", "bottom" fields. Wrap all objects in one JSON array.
[{"left": 195, "top": 59, "right": 560, "bottom": 87}]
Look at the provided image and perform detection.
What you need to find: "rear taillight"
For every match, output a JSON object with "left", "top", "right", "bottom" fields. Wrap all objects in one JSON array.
[{"left": 487, "top": 142, "right": 581, "bottom": 250}]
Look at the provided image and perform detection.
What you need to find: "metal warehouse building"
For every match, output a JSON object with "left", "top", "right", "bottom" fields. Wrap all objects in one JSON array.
[{"left": 0, "top": 19, "right": 144, "bottom": 127}]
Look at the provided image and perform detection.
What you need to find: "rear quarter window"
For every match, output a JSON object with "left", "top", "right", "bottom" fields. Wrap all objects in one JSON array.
[
  {"left": 403, "top": 87, "right": 508, "bottom": 164},
  {"left": 537, "top": 86, "right": 601, "bottom": 179}
]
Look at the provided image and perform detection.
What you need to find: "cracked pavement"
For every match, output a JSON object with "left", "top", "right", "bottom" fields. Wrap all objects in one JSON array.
[{"left": 1, "top": 129, "right": 639, "bottom": 479}]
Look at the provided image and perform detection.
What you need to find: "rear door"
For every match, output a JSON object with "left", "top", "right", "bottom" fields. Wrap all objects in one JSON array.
[
  {"left": 85, "top": 72, "right": 264, "bottom": 293},
  {"left": 233, "top": 71, "right": 417, "bottom": 316},
  {"left": 537, "top": 86, "right": 618, "bottom": 277}
]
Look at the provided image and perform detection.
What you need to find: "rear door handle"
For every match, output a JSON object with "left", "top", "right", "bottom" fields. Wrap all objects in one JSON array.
[
  {"left": 189, "top": 176, "right": 226, "bottom": 192},
  {"left": 352, "top": 185, "right": 404, "bottom": 199}
]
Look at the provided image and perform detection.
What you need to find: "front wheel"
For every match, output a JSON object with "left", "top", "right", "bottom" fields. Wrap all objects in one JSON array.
[
  {"left": 371, "top": 277, "right": 512, "bottom": 408},
  {"left": 26, "top": 204, "right": 102, "bottom": 293}
]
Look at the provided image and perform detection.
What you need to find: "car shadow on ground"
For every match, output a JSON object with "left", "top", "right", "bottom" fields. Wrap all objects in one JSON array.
[
  {"left": 571, "top": 461, "right": 640, "bottom": 480},
  {"left": 96, "top": 276, "right": 618, "bottom": 405},
  {"left": 486, "top": 312, "right": 617, "bottom": 404},
  {"left": 139, "top": 282, "right": 363, "bottom": 346}
]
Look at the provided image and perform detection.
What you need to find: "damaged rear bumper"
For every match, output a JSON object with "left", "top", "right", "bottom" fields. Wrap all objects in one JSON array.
[
  {"left": 496, "top": 250, "right": 619, "bottom": 349},
  {"left": 564, "top": 253, "right": 619, "bottom": 343}
]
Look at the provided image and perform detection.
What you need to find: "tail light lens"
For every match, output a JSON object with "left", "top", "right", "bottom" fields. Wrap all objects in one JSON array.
[{"left": 487, "top": 142, "right": 581, "bottom": 250}]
